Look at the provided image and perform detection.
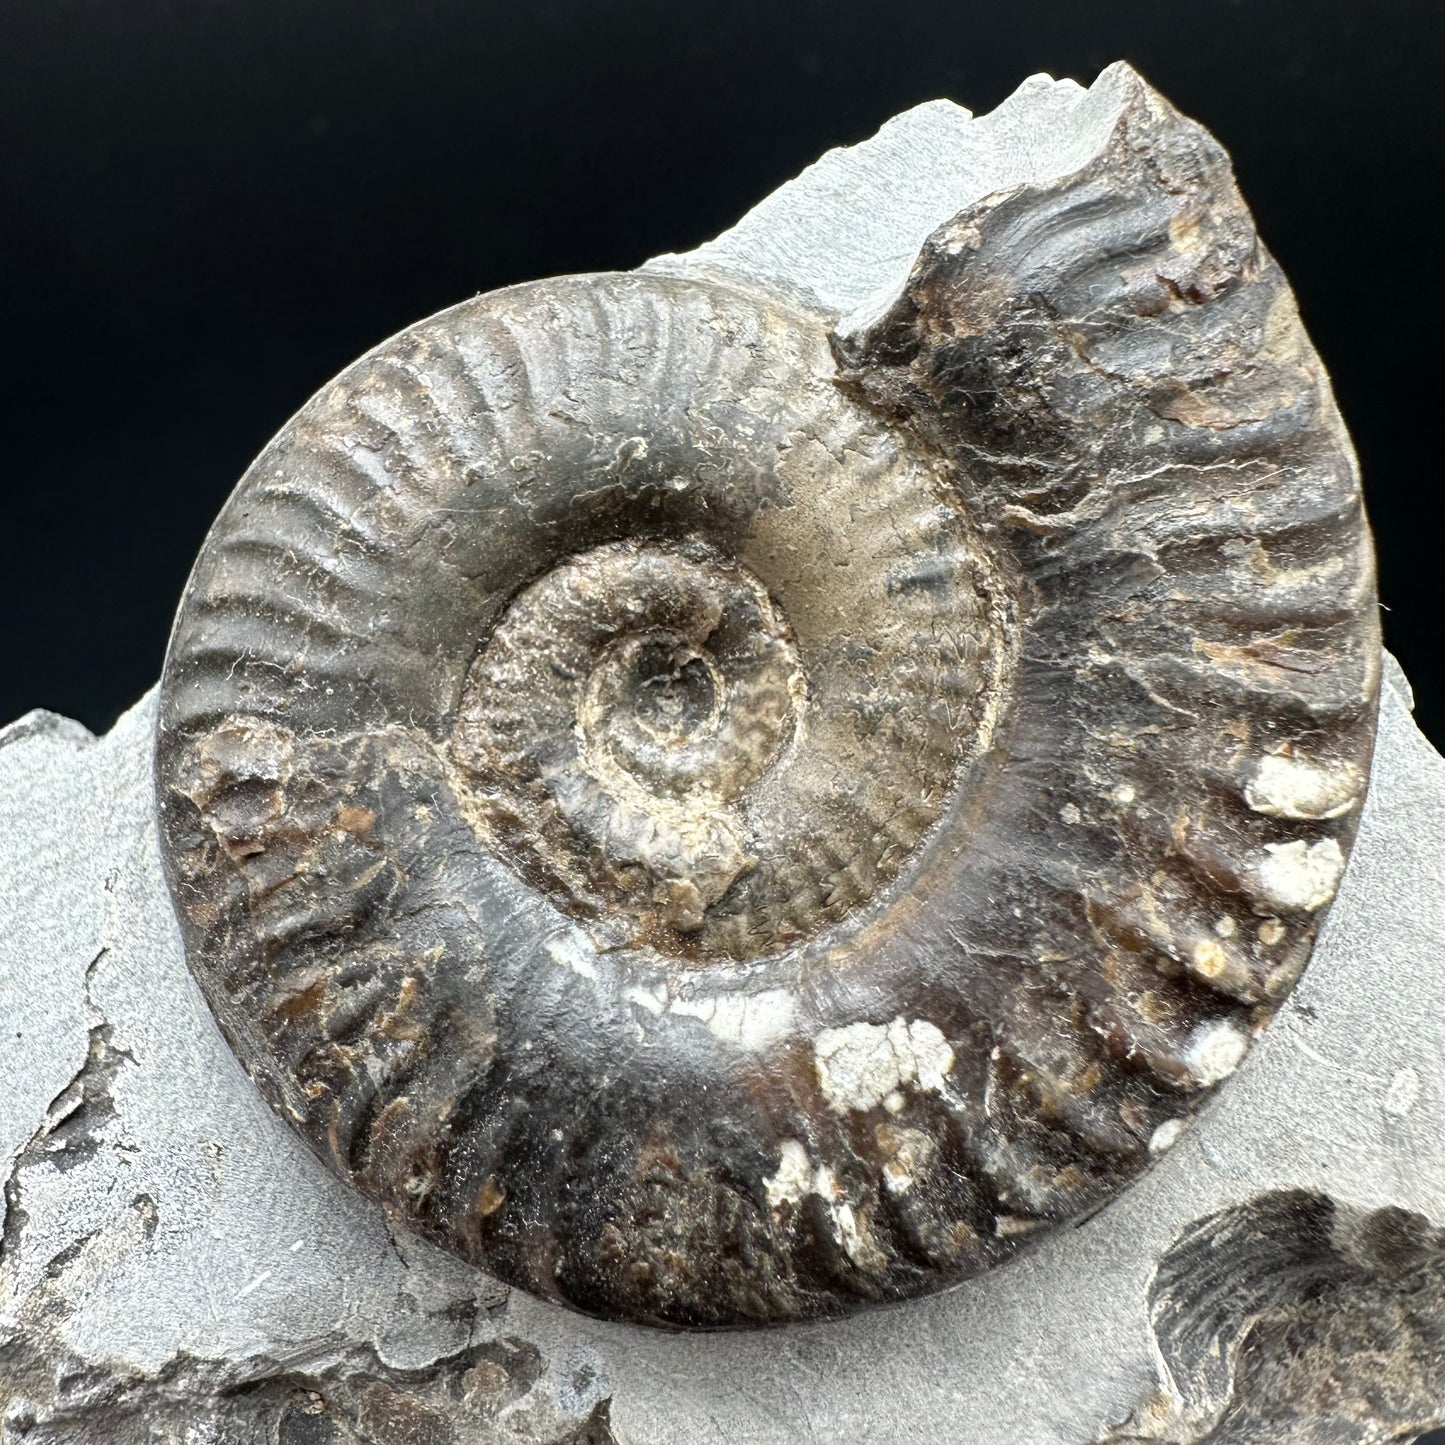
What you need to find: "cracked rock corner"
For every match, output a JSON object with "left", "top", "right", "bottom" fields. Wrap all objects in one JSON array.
[{"left": 4, "top": 60, "right": 1445, "bottom": 1445}]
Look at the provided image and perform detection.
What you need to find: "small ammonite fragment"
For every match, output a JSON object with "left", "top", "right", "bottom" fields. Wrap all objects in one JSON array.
[{"left": 156, "top": 67, "right": 1380, "bottom": 1329}]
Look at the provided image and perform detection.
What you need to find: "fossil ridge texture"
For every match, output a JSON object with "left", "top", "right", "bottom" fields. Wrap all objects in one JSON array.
[
  {"left": 3, "top": 62, "right": 1438, "bottom": 1444},
  {"left": 152, "top": 64, "right": 1376, "bottom": 1331}
]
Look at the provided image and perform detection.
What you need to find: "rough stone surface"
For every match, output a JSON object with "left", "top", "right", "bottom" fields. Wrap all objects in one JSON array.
[
  {"left": 648, "top": 68, "right": 1130, "bottom": 333},
  {"left": 3, "top": 60, "right": 1441, "bottom": 1441}
]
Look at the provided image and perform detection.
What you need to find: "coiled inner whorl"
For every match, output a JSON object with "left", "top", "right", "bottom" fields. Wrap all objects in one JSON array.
[
  {"left": 158, "top": 82, "right": 1381, "bottom": 1332},
  {"left": 455, "top": 513, "right": 995, "bottom": 957}
]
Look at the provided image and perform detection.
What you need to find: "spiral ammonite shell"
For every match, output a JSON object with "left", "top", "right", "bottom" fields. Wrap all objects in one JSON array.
[{"left": 157, "top": 78, "right": 1380, "bottom": 1329}]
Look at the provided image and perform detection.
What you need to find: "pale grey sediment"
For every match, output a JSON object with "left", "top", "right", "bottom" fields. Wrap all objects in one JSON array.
[{"left": 2, "top": 60, "right": 1439, "bottom": 1442}]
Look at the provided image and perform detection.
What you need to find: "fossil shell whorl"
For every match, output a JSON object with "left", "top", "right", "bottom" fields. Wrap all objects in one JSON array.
[{"left": 157, "top": 76, "right": 1379, "bottom": 1330}]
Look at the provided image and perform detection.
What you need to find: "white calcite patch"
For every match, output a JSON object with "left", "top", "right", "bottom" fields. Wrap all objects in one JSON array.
[
  {"left": 830, "top": 1199, "right": 884, "bottom": 1268},
  {"left": 880, "top": 1127, "right": 935, "bottom": 1196},
  {"left": 1191, "top": 937, "right": 1230, "bottom": 980},
  {"left": 546, "top": 929, "right": 599, "bottom": 981},
  {"left": 669, "top": 987, "right": 796, "bottom": 1051},
  {"left": 1148, "top": 1118, "right": 1186, "bottom": 1155},
  {"left": 994, "top": 1214, "right": 1049, "bottom": 1239},
  {"left": 763, "top": 1140, "right": 812, "bottom": 1209},
  {"left": 808, "top": 1163, "right": 885, "bottom": 1268},
  {"left": 812, "top": 1162, "right": 842, "bottom": 1201},
  {"left": 1256, "top": 838, "right": 1347, "bottom": 913},
  {"left": 813, "top": 1017, "right": 955, "bottom": 1114},
  {"left": 623, "top": 983, "right": 667, "bottom": 1017},
  {"left": 1245, "top": 753, "right": 1363, "bottom": 821},
  {"left": 882, "top": 1163, "right": 916, "bottom": 1195},
  {"left": 1183, "top": 1019, "right": 1250, "bottom": 1086}
]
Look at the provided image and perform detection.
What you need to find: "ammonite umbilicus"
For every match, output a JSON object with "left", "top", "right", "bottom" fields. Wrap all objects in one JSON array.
[{"left": 156, "top": 73, "right": 1380, "bottom": 1329}]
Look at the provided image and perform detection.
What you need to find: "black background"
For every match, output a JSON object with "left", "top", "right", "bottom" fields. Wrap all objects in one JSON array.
[
  {"left": 0, "top": 0, "right": 1440, "bottom": 753},
  {"left": 1, "top": 4, "right": 1444, "bottom": 1438}
]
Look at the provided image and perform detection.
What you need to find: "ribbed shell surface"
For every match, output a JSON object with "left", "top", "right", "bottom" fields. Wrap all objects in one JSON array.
[{"left": 157, "top": 72, "right": 1380, "bottom": 1329}]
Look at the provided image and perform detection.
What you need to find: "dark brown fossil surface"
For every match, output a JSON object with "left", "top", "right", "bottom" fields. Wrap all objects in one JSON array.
[{"left": 155, "top": 70, "right": 1379, "bottom": 1329}]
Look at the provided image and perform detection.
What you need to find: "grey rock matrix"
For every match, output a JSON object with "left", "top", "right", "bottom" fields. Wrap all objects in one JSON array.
[{"left": 3, "top": 63, "right": 1441, "bottom": 1444}]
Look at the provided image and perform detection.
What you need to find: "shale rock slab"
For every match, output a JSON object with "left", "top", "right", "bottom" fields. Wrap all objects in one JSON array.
[{"left": 3, "top": 61, "right": 1442, "bottom": 1443}]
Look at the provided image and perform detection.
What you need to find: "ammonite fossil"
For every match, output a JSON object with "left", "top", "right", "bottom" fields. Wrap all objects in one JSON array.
[{"left": 156, "top": 73, "right": 1380, "bottom": 1329}]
